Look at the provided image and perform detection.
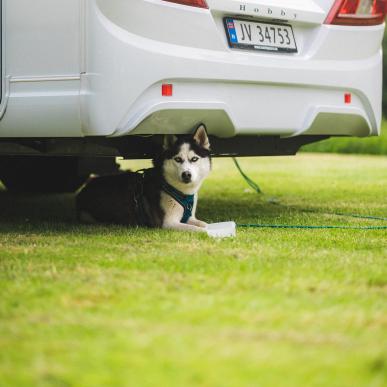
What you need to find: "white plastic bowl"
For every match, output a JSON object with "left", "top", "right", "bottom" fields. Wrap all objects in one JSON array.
[{"left": 206, "top": 222, "right": 236, "bottom": 238}]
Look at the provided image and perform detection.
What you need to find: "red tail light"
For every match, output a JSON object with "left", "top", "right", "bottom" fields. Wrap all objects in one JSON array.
[
  {"left": 325, "top": 0, "right": 387, "bottom": 25},
  {"left": 162, "top": 0, "right": 208, "bottom": 9}
]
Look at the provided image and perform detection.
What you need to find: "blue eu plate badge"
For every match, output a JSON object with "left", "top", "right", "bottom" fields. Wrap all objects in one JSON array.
[{"left": 226, "top": 19, "right": 238, "bottom": 44}]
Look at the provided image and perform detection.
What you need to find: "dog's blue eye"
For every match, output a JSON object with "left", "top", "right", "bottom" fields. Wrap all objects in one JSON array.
[
  {"left": 191, "top": 157, "right": 199, "bottom": 163},
  {"left": 174, "top": 157, "right": 183, "bottom": 163}
]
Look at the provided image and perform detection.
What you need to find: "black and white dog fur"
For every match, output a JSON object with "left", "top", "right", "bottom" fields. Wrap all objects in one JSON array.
[{"left": 76, "top": 124, "right": 211, "bottom": 232}]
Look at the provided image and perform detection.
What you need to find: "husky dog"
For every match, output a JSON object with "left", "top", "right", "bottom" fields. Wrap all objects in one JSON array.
[{"left": 76, "top": 124, "right": 211, "bottom": 232}]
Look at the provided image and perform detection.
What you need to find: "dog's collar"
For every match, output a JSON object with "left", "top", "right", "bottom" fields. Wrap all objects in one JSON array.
[{"left": 161, "top": 180, "right": 194, "bottom": 224}]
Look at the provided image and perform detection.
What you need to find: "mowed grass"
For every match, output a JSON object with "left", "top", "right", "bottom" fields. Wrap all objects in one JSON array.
[
  {"left": 302, "top": 120, "right": 387, "bottom": 155},
  {"left": 0, "top": 154, "right": 386, "bottom": 387}
]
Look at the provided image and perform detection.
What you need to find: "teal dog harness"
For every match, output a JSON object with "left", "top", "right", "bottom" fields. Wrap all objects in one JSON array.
[{"left": 161, "top": 181, "right": 194, "bottom": 224}]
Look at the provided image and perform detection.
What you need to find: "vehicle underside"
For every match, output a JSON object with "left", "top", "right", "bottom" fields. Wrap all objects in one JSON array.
[
  {"left": 0, "top": 0, "right": 385, "bottom": 192},
  {"left": 0, "top": 134, "right": 327, "bottom": 192}
]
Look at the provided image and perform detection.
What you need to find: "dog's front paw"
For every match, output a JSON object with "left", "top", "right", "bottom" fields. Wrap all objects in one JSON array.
[
  {"left": 188, "top": 218, "right": 208, "bottom": 228},
  {"left": 197, "top": 220, "right": 208, "bottom": 229},
  {"left": 163, "top": 222, "right": 207, "bottom": 233}
]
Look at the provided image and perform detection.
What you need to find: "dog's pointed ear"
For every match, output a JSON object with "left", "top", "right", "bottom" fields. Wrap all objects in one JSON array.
[
  {"left": 163, "top": 134, "right": 178, "bottom": 150},
  {"left": 193, "top": 124, "right": 210, "bottom": 150}
]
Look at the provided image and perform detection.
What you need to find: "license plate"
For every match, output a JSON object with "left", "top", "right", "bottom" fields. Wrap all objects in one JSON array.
[{"left": 224, "top": 18, "right": 297, "bottom": 53}]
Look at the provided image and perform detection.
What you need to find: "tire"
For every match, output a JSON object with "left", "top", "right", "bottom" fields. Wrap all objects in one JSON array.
[{"left": 0, "top": 156, "right": 119, "bottom": 193}]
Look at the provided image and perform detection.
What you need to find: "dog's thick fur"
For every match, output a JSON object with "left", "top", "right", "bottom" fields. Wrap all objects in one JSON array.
[{"left": 76, "top": 124, "right": 211, "bottom": 232}]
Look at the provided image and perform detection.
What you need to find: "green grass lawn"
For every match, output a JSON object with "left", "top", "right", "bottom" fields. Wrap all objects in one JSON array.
[
  {"left": 0, "top": 154, "right": 386, "bottom": 387},
  {"left": 302, "top": 120, "right": 387, "bottom": 155}
]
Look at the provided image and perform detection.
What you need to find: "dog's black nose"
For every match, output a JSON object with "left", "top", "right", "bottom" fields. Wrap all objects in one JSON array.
[{"left": 182, "top": 171, "right": 192, "bottom": 183}]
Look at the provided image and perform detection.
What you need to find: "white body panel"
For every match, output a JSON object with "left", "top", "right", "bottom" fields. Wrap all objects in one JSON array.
[
  {"left": 0, "top": 0, "right": 82, "bottom": 136},
  {"left": 0, "top": 0, "right": 384, "bottom": 139}
]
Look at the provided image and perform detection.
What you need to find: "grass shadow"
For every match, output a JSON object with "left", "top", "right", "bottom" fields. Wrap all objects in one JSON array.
[
  {"left": 0, "top": 188, "right": 285, "bottom": 227},
  {"left": 1, "top": 187, "right": 374, "bottom": 234},
  {"left": 0, "top": 189, "right": 77, "bottom": 223}
]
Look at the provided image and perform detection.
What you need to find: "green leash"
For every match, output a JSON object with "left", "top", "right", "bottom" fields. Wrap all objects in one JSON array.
[
  {"left": 232, "top": 157, "right": 387, "bottom": 231},
  {"left": 238, "top": 224, "right": 387, "bottom": 230},
  {"left": 232, "top": 157, "right": 263, "bottom": 194}
]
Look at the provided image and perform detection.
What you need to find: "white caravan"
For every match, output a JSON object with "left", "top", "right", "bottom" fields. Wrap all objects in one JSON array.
[{"left": 0, "top": 0, "right": 385, "bottom": 192}]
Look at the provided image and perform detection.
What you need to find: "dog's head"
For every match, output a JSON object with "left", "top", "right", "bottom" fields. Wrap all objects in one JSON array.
[{"left": 156, "top": 124, "right": 211, "bottom": 193}]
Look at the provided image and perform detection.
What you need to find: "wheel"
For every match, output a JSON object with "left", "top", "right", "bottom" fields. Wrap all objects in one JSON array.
[{"left": 0, "top": 156, "right": 120, "bottom": 193}]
